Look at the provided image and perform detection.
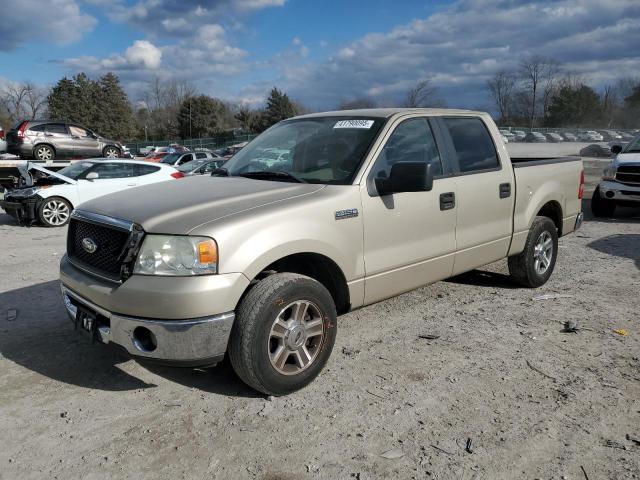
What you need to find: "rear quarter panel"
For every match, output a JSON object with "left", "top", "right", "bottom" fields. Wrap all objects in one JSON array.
[{"left": 510, "top": 159, "right": 583, "bottom": 255}]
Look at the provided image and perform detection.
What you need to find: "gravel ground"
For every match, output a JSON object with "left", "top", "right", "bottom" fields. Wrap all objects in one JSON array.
[{"left": 0, "top": 155, "right": 638, "bottom": 480}]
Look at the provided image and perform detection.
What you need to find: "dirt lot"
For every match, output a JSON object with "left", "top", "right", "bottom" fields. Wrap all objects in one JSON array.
[{"left": 0, "top": 155, "right": 638, "bottom": 480}]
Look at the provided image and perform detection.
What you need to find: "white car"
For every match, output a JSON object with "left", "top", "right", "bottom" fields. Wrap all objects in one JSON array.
[
  {"left": 577, "top": 130, "right": 604, "bottom": 142},
  {"left": 0, "top": 159, "right": 183, "bottom": 227},
  {"left": 499, "top": 129, "right": 516, "bottom": 142}
]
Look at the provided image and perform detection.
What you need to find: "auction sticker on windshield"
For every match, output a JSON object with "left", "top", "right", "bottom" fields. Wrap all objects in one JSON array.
[{"left": 334, "top": 120, "right": 374, "bottom": 129}]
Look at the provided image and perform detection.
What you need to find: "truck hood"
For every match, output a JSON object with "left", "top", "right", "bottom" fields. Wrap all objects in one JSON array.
[
  {"left": 615, "top": 152, "right": 640, "bottom": 165},
  {"left": 77, "top": 175, "right": 325, "bottom": 234}
]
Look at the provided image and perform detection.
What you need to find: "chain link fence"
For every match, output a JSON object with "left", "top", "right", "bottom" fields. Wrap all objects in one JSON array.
[{"left": 124, "top": 133, "right": 258, "bottom": 155}]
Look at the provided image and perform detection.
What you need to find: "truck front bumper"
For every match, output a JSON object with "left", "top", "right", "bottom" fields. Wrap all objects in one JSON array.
[
  {"left": 61, "top": 285, "right": 235, "bottom": 367},
  {"left": 598, "top": 180, "right": 640, "bottom": 203},
  {"left": 60, "top": 255, "right": 250, "bottom": 366}
]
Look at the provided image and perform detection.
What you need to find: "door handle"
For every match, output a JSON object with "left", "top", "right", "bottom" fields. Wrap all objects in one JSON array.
[
  {"left": 499, "top": 183, "right": 511, "bottom": 198},
  {"left": 440, "top": 192, "right": 455, "bottom": 211}
]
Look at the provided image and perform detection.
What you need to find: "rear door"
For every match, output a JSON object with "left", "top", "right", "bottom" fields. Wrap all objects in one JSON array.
[
  {"left": 69, "top": 125, "right": 101, "bottom": 157},
  {"left": 435, "top": 116, "right": 514, "bottom": 275},
  {"left": 76, "top": 162, "right": 137, "bottom": 203},
  {"left": 45, "top": 123, "right": 75, "bottom": 157},
  {"left": 177, "top": 153, "right": 194, "bottom": 166}
]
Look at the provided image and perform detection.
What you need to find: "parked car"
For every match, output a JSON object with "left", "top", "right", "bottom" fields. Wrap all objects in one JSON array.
[
  {"left": 121, "top": 145, "right": 134, "bottom": 159},
  {"left": 580, "top": 143, "right": 612, "bottom": 158},
  {"left": 59, "top": 108, "right": 584, "bottom": 395},
  {"left": 138, "top": 146, "right": 156, "bottom": 156},
  {"left": 0, "top": 160, "right": 184, "bottom": 227},
  {"left": 215, "top": 142, "right": 249, "bottom": 159},
  {"left": 499, "top": 129, "right": 516, "bottom": 142},
  {"left": 598, "top": 130, "right": 622, "bottom": 141},
  {"left": 6, "top": 120, "right": 123, "bottom": 161},
  {"left": 561, "top": 132, "right": 578, "bottom": 142},
  {"left": 177, "top": 158, "right": 227, "bottom": 176},
  {"left": 577, "top": 130, "right": 603, "bottom": 142},
  {"left": 145, "top": 145, "right": 191, "bottom": 162},
  {"left": 160, "top": 151, "right": 222, "bottom": 167},
  {"left": 0, "top": 126, "right": 6, "bottom": 153},
  {"left": 524, "top": 132, "right": 547, "bottom": 143},
  {"left": 544, "top": 133, "right": 564, "bottom": 143},
  {"left": 512, "top": 130, "right": 526, "bottom": 142},
  {"left": 619, "top": 132, "right": 635, "bottom": 141},
  {"left": 591, "top": 136, "right": 640, "bottom": 217}
]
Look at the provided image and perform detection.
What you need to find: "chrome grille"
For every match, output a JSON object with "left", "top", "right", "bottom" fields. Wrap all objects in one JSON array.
[{"left": 615, "top": 165, "right": 640, "bottom": 185}]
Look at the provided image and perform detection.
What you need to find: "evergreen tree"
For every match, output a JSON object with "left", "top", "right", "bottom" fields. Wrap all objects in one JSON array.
[
  {"left": 96, "top": 73, "right": 136, "bottom": 139},
  {"left": 261, "top": 87, "right": 297, "bottom": 129},
  {"left": 545, "top": 84, "right": 602, "bottom": 127},
  {"left": 177, "top": 95, "right": 229, "bottom": 139}
]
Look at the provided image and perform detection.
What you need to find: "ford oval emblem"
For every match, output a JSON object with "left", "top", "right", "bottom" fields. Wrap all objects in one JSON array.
[{"left": 81, "top": 237, "right": 97, "bottom": 254}]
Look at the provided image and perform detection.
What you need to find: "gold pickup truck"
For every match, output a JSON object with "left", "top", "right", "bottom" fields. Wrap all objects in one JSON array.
[{"left": 59, "top": 108, "right": 584, "bottom": 395}]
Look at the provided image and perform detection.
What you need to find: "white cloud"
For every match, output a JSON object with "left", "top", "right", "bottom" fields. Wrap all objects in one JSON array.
[
  {"left": 0, "top": 0, "right": 96, "bottom": 51},
  {"left": 125, "top": 41, "right": 162, "bottom": 69}
]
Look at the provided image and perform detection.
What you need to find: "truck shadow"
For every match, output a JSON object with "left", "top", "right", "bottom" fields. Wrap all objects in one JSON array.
[
  {"left": 586, "top": 234, "right": 640, "bottom": 270},
  {"left": 0, "top": 280, "right": 258, "bottom": 397},
  {"left": 580, "top": 199, "right": 640, "bottom": 223},
  {"left": 446, "top": 270, "right": 519, "bottom": 289}
]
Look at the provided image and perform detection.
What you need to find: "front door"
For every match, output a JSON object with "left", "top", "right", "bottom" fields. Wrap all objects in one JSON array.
[
  {"left": 77, "top": 162, "right": 138, "bottom": 203},
  {"left": 69, "top": 125, "right": 101, "bottom": 157},
  {"left": 360, "top": 116, "right": 457, "bottom": 305}
]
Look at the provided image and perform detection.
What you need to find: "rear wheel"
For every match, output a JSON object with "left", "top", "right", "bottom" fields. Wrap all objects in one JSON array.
[
  {"left": 103, "top": 146, "right": 120, "bottom": 158},
  {"left": 508, "top": 216, "right": 558, "bottom": 288},
  {"left": 38, "top": 197, "right": 72, "bottom": 227},
  {"left": 34, "top": 144, "right": 55, "bottom": 161},
  {"left": 591, "top": 187, "right": 616, "bottom": 217},
  {"left": 229, "top": 273, "right": 337, "bottom": 396}
]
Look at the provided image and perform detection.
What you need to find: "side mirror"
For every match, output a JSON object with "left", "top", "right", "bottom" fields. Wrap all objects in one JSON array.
[
  {"left": 375, "top": 161, "right": 434, "bottom": 196},
  {"left": 85, "top": 172, "right": 99, "bottom": 181},
  {"left": 610, "top": 144, "right": 622, "bottom": 155}
]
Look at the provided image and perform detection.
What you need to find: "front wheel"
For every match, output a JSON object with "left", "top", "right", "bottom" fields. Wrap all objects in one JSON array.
[
  {"left": 103, "top": 146, "right": 120, "bottom": 158},
  {"left": 591, "top": 187, "right": 616, "bottom": 217},
  {"left": 508, "top": 216, "right": 558, "bottom": 288},
  {"left": 38, "top": 197, "right": 72, "bottom": 227},
  {"left": 229, "top": 273, "right": 337, "bottom": 396}
]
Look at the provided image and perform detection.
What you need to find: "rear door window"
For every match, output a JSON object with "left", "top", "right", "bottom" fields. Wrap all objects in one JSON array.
[
  {"left": 46, "top": 123, "right": 69, "bottom": 135},
  {"left": 178, "top": 153, "right": 194, "bottom": 165},
  {"left": 442, "top": 117, "right": 499, "bottom": 173},
  {"left": 135, "top": 164, "right": 160, "bottom": 176},
  {"left": 195, "top": 152, "right": 208, "bottom": 159},
  {"left": 89, "top": 162, "right": 135, "bottom": 179},
  {"left": 28, "top": 124, "right": 46, "bottom": 132}
]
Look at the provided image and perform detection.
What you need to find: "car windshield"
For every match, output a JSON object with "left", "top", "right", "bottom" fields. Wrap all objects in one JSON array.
[
  {"left": 56, "top": 161, "right": 96, "bottom": 179},
  {"left": 623, "top": 136, "right": 640, "bottom": 153},
  {"left": 222, "top": 117, "right": 385, "bottom": 184},
  {"left": 160, "top": 153, "right": 182, "bottom": 164},
  {"left": 177, "top": 159, "right": 208, "bottom": 172}
]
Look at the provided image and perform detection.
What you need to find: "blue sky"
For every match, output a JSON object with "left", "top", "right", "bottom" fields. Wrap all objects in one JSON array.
[{"left": 1, "top": 0, "right": 639, "bottom": 110}]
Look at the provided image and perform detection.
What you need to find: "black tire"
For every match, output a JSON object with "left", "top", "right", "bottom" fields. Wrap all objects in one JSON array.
[
  {"left": 228, "top": 273, "right": 337, "bottom": 396},
  {"left": 37, "top": 197, "right": 72, "bottom": 227},
  {"left": 103, "top": 146, "right": 120, "bottom": 158},
  {"left": 508, "top": 216, "right": 558, "bottom": 288},
  {"left": 590, "top": 187, "right": 616, "bottom": 217},
  {"left": 33, "top": 144, "right": 55, "bottom": 161}
]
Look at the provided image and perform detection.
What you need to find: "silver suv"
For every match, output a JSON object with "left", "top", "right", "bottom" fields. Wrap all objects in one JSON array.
[{"left": 7, "top": 120, "right": 122, "bottom": 161}]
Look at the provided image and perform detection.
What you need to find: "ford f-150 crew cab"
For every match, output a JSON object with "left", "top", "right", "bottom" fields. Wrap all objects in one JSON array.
[
  {"left": 591, "top": 137, "right": 640, "bottom": 217},
  {"left": 59, "top": 108, "right": 584, "bottom": 395}
]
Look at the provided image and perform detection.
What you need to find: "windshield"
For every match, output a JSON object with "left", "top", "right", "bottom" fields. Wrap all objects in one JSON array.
[
  {"left": 56, "top": 161, "right": 96, "bottom": 179},
  {"left": 623, "top": 135, "right": 640, "bottom": 153},
  {"left": 160, "top": 153, "right": 182, "bottom": 164},
  {"left": 177, "top": 159, "right": 207, "bottom": 172},
  {"left": 222, "top": 116, "right": 385, "bottom": 184}
]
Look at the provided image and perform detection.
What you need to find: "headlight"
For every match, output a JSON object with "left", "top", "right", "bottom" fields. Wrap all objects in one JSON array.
[
  {"left": 10, "top": 187, "right": 40, "bottom": 199},
  {"left": 134, "top": 235, "right": 218, "bottom": 276},
  {"left": 603, "top": 163, "right": 616, "bottom": 180}
]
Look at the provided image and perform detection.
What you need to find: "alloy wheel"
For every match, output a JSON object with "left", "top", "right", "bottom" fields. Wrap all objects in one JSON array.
[
  {"left": 533, "top": 231, "right": 553, "bottom": 275},
  {"left": 42, "top": 200, "right": 70, "bottom": 226},
  {"left": 268, "top": 300, "right": 325, "bottom": 375}
]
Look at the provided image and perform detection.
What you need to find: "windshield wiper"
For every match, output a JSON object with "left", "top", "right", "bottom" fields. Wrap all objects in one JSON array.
[{"left": 237, "top": 171, "right": 307, "bottom": 183}]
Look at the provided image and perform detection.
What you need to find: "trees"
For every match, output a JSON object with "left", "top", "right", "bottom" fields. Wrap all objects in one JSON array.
[
  {"left": 338, "top": 97, "right": 377, "bottom": 110},
  {"left": 177, "top": 95, "right": 230, "bottom": 138},
  {"left": 545, "top": 83, "right": 602, "bottom": 127},
  {"left": 404, "top": 79, "right": 444, "bottom": 108},
  {"left": 47, "top": 73, "right": 136, "bottom": 139},
  {"left": 262, "top": 87, "right": 298, "bottom": 129},
  {"left": 486, "top": 71, "right": 516, "bottom": 122},
  {"left": 1, "top": 82, "right": 48, "bottom": 124},
  {"left": 519, "top": 55, "right": 560, "bottom": 127}
]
